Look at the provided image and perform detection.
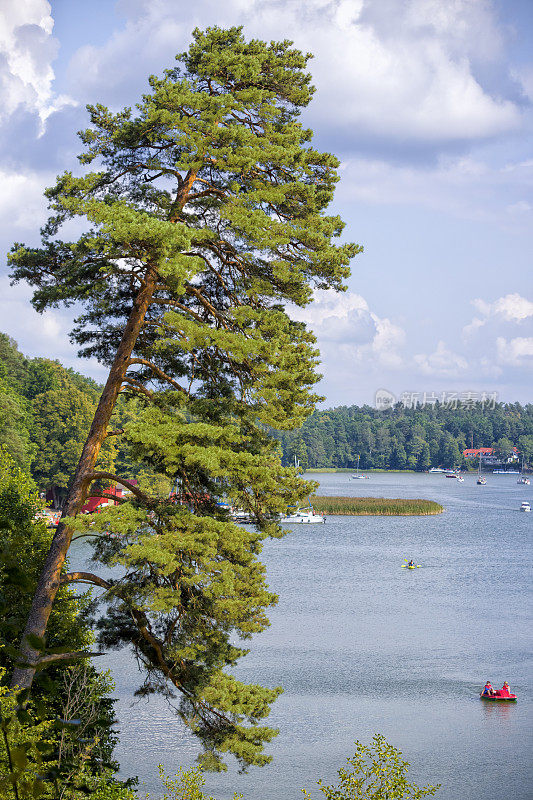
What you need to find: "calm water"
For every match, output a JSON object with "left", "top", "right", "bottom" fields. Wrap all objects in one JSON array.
[{"left": 70, "top": 472, "right": 532, "bottom": 799}]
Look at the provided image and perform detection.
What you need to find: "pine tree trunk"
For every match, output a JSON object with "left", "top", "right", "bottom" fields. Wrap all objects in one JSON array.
[{"left": 10, "top": 266, "right": 158, "bottom": 691}]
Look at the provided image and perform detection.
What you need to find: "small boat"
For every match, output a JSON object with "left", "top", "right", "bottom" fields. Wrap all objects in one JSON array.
[
  {"left": 401, "top": 563, "right": 421, "bottom": 569},
  {"left": 517, "top": 476, "right": 530, "bottom": 485},
  {"left": 231, "top": 508, "right": 251, "bottom": 523},
  {"left": 480, "top": 693, "right": 517, "bottom": 702},
  {"left": 429, "top": 467, "right": 445, "bottom": 473},
  {"left": 351, "top": 455, "right": 369, "bottom": 480},
  {"left": 445, "top": 471, "right": 459, "bottom": 478},
  {"left": 281, "top": 507, "right": 324, "bottom": 524},
  {"left": 477, "top": 476, "right": 486, "bottom": 485},
  {"left": 493, "top": 469, "right": 520, "bottom": 474},
  {"left": 457, "top": 476, "right": 464, "bottom": 482},
  {"left": 519, "top": 502, "right": 531, "bottom": 512}
]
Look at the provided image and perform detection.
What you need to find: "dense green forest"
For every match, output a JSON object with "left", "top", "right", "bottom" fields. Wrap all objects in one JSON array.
[
  {"left": 0, "top": 333, "right": 174, "bottom": 505},
  {"left": 277, "top": 401, "right": 533, "bottom": 471},
  {"left": 2, "top": 333, "right": 532, "bottom": 488}
]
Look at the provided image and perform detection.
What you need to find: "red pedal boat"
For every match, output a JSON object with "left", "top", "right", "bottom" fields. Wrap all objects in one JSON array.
[{"left": 480, "top": 692, "right": 517, "bottom": 702}]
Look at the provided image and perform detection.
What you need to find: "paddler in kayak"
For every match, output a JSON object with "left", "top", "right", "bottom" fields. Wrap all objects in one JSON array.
[
  {"left": 407, "top": 559, "right": 415, "bottom": 567},
  {"left": 481, "top": 681, "right": 495, "bottom": 696}
]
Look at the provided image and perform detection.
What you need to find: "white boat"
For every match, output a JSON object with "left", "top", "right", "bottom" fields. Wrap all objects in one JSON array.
[
  {"left": 516, "top": 457, "right": 530, "bottom": 484},
  {"left": 476, "top": 454, "right": 486, "bottom": 485},
  {"left": 457, "top": 476, "right": 464, "bottom": 482},
  {"left": 351, "top": 455, "right": 369, "bottom": 479},
  {"left": 231, "top": 508, "right": 251, "bottom": 523},
  {"left": 429, "top": 467, "right": 445, "bottom": 473},
  {"left": 445, "top": 471, "right": 459, "bottom": 478},
  {"left": 493, "top": 469, "right": 520, "bottom": 474},
  {"left": 281, "top": 507, "right": 325, "bottom": 524},
  {"left": 519, "top": 501, "right": 530, "bottom": 512}
]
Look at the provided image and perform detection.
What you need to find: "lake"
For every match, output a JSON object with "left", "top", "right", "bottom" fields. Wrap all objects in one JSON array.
[{"left": 70, "top": 472, "right": 532, "bottom": 799}]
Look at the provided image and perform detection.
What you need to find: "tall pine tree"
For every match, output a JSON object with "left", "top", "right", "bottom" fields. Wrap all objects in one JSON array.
[{"left": 9, "top": 27, "right": 360, "bottom": 768}]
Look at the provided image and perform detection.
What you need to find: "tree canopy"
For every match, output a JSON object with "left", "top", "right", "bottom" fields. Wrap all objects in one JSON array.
[
  {"left": 277, "top": 401, "right": 533, "bottom": 470},
  {"left": 7, "top": 27, "right": 360, "bottom": 771}
]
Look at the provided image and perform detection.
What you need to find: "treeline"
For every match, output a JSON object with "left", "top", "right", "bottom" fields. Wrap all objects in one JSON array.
[{"left": 277, "top": 401, "right": 533, "bottom": 471}]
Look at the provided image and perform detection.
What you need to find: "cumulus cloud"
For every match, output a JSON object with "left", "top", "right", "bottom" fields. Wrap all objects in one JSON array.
[
  {"left": 290, "top": 289, "right": 405, "bottom": 368},
  {"left": 0, "top": 168, "right": 50, "bottom": 229},
  {"left": 0, "top": 0, "right": 75, "bottom": 131},
  {"left": 466, "top": 293, "right": 533, "bottom": 331},
  {"left": 64, "top": 0, "right": 521, "bottom": 150},
  {"left": 496, "top": 336, "right": 533, "bottom": 367},
  {"left": 413, "top": 340, "right": 468, "bottom": 376}
]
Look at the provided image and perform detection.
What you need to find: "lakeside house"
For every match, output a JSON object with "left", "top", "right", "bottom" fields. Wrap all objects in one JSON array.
[
  {"left": 462, "top": 446, "right": 519, "bottom": 466},
  {"left": 81, "top": 481, "right": 138, "bottom": 514}
]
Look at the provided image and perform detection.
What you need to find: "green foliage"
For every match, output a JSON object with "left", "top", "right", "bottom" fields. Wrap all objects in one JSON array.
[
  {"left": 7, "top": 25, "right": 361, "bottom": 772},
  {"left": 0, "top": 450, "right": 127, "bottom": 795},
  {"left": 0, "top": 339, "right": 107, "bottom": 497},
  {"left": 278, "top": 402, "right": 533, "bottom": 470},
  {"left": 0, "top": 447, "right": 90, "bottom": 664},
  {"left": 155, "top": 765, "right": 242, "bottom": 800},
  {"left": 302, "top": 734, "right": 440, "bottom": 800}
]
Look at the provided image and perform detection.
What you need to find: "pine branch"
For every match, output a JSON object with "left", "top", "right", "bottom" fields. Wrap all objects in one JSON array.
[
  {"left": 60, "top": 572, "right": 112, "bottom": 589},
  {"left": 122, "top": 376, "right": 154, "bottom": 399},
  {"left": 128, "top": 357, "right": 188, "bottom": 394},
  {"left": 86, "top": 472, "right": 155, "bottom": 505}
]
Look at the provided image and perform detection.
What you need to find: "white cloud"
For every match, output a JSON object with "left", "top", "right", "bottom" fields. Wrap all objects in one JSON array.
[
  {"left": 507, "top": 201, "right": 532, "bottom": 214},
  {"left": 496, "top": 336, "right": 533, "bottom": 367},
  {"left": 0, "top": 168, "right": 50, "bottom": 228},
  {"left": 470, "top": 293, "right": 533, "bottom": 326},
  {"left": 64, "top": 0, "right": 521, "bottom": 145},
  {"left": 0, "top": 276, "right": 106, "bottom": 380},
  {"left": 413, "top": 340, "right": 468, "bottom": 376},
  {"left": 0, "top": 0, "right": 75, "bottom": 130},
  {"left": 290, "top": 289, "right": 405, "bottom": 369}
]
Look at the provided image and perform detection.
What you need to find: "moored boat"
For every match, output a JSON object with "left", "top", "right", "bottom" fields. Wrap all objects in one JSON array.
[
  {"left": 281, "top": 507, "right": 324, "bottom": 523},
  {"left": 519, "top": 501, "right": 530, "bottom": 512}
]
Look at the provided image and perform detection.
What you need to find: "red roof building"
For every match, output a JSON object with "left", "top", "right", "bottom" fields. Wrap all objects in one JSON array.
[{"left": 81, "top": 482, "right": 138, "bottom": 514}]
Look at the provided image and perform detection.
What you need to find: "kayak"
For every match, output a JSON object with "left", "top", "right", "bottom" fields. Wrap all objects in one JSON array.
[
  {"left": 401, "top": 564, "right": 421, "bottom": 569},
  {"left": 480, "top": 693, "right": 517, "bottom": 702}
]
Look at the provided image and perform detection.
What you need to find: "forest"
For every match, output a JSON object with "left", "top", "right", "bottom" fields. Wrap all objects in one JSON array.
[
  {"left": 276, "top": 399, "right": 533, "bottom": 471},
  {"left": 3, "top": 332, "right": 532, "bottom": 490}
]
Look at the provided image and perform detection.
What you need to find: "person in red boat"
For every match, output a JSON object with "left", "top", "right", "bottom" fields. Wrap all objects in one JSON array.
[
  {"left": 498, "top": 681, "right": 511, "bottom": 697},
  {"left": 482, "top": 681, "right": 495, "bottom": 696}
]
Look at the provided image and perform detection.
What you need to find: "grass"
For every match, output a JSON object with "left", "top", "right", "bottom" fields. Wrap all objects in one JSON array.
[{"left": 310, "top": 496, "right": 444, "bottom": 516}]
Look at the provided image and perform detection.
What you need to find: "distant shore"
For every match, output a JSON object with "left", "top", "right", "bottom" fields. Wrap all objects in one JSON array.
[
  {"left": 311, "top": 496, "right": 444, "bottom": 516},
  {"left": 305, "top": 468, "right": 419, "bottom": 473}
]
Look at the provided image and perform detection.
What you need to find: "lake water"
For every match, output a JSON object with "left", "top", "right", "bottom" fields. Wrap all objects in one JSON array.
[{"left": 70, "top": 472, "right": 532, "bottom": 799}]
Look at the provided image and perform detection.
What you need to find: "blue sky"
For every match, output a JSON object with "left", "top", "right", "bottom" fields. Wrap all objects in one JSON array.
[{"left": 1, "top": 0, "right": 532, "bottom": 408}]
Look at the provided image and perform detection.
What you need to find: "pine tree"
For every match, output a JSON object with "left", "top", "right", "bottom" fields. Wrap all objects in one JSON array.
[{"left": 8, "top": 27, "right": 360, "bottom": 768}]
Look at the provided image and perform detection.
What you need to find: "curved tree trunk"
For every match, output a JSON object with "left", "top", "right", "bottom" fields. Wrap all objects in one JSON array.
[{"left": 10, "top": 266, "right": 158, "bottom": 691}]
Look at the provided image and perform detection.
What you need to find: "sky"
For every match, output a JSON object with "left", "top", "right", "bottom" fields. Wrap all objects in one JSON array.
[{"left": 0, "top": 0, "right": 532, "bottom": 409}]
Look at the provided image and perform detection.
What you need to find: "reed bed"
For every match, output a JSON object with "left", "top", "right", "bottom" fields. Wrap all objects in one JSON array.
[{"left": 311, "top": 496, "right": 443, "bottom": 516}]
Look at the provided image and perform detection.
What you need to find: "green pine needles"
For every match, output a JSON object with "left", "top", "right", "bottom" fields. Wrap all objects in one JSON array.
[{"left": 8, "top": 27, "right": 361, "bottom": 771}]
